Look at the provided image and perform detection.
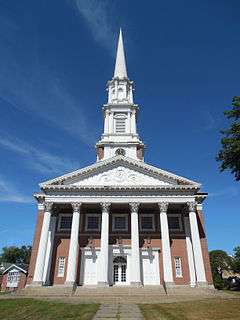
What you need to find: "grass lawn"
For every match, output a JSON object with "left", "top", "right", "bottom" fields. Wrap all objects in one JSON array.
[
  {"left": 140, "top": 299, "right": 240, "bottom": 320},
  {"left": 0, "top": 298, "right": 99, "bottom": 320}
]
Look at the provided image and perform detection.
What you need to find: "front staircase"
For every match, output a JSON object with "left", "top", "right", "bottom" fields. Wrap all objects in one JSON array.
[{"left": 11, "top": 285, "right": 222, "bottom": 303}]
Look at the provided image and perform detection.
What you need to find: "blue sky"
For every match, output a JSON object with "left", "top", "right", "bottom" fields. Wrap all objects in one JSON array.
[{"left": 0, "top": 0, "right": 239, "bottom": 254}]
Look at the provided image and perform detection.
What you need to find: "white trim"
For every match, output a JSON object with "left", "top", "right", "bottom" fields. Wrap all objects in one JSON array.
[
  {"left": 3, "top": 264, "right": 27, "bottom": 275},
  {"left": 85, "top": 213, "right": 101, "bottom": 231},
  {"left": 140, "top": 214, "right": 155, "bottom": 231},
  {"left": 57, "top": 214, "right": 72, "bottom": 231},
  {"left": 112, "top": 214, "right": 128, "bottom": 231},
  {"left": 168, "top": 214, "right": 183, "bottom": 232},
  {"left": 39, "top": 155, "right": 201, "bottom": 188}
]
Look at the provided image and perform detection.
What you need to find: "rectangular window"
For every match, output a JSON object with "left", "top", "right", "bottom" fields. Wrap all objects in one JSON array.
[
  {"left": 112, "top": 214, "right": 128, "bottom": 231},
  {"left": 7, "top": 270, "right": 20, "bottom": 287},
  {"left": 58, "top": 215, "right": 72, "bottom": 231},
  {"left": 140, "top": 214, "right": 155, "bottom": 231},
  {"left": 58, "top": 257, "right": 65, "bottom": 277},
  {"left": 168, "top": 215, "right": 183, "bottom": 231},
  {"left": 115, "top": 118, "right": 126, "bottom": 133},
  {"left": 174, "top": 257, "right": 182, "bottom": 278},
  {"left": 85, "top": 214, "right": 100, "bottom": 231}
]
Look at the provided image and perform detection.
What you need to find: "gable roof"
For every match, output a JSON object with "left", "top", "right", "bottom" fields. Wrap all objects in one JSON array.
[
  {"left": 39, "top": 155, "right": 201, "bottom": 190},
  {"left": 3, "top": 263, "right": 28, "bottom": 275}
]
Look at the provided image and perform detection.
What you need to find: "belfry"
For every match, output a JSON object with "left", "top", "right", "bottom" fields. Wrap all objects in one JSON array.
[{"left": 27, "top": 30, "right": 213, "bottom": 289}]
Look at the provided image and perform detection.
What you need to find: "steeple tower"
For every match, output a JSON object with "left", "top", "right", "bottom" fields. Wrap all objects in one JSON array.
[{"left": 96, "top": 29, "right": 145, "bottom": 161}]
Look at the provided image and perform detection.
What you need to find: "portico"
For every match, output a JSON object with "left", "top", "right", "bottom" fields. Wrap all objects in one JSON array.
[{"left": 31, "top": 195, "right": 207, "bottom": 288}]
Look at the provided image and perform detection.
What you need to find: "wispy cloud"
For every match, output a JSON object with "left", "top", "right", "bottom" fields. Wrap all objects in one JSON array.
[
  {"left": 0, "top": 135, "right": 80, "bottom": 175},
  {"left": 0, "top": 176, "right": 32, "bottom": 203},
  {"left": 0, "top": 13, "right": 97, "bottom": 147},
  {"left": 74, "top": 0, "right": 115, "bottom": 53},
  {"left": 208, "top": 186, "right": 239, "bottom": 198}
]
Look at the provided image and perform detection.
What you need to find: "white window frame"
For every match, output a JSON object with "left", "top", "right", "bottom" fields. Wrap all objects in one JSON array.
[
  {"left": 85, "top": 214, "right": 101, "bottom": 231},
  {"left": 7, "top": 269, "right": 20, "bottom": 288},
  {"left": 112, "top": 214, "right": 128, "bottom": 232},
  {"left": 57, "top": 256, "right": 66, "bottom": 277},
  {"left": 174, "top": 257, "right": 183, "bottom": 278},
  {"left": 140, "top": 214, "right": 155, "bottom": 231},
  {"left": 58, "top": 214, "right": 72, "bottom": 231},
  {"left": 168, "top": 214, "right": 183, "bottom": 232}
]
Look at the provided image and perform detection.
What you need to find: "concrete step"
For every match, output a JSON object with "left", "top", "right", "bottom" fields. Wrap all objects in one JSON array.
[{"left": 13, "top": 286, "right": 74, "bottom": 297}]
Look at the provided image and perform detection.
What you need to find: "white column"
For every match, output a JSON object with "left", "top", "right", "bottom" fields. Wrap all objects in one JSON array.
[
  {"left": 130, "top": 202, "right": 142, "bottom": 286},
  {"left": 42, "top": 214, "right": 57, "bottom": 285},
  {"left": 98, "top": 202, "right": 110, "bottom": 286},
  {"left": 131, "top": 109, "right": 136, "bottom": 134},
  {"left": 127, "top": 111, "right": 131, "bottom": 133},
  {"left": 184, "top": 216, "right": 196, "bottom": 287},
  {"left": 65, "top": 203, "right": 81, "bottom": 285},
  {"left": 104, "top": 110, "right": 109, "bottom": 134},
  {"left": 187, "top": 202, "right": 207, "bottom": 285},
  {"left": 109, "top": 112, "right": 114, "bottom": 133},
  {"left": 158, "top": 202, "right": 174, "bottom": 286},
  {"left": 33, "top": 202, "right": 53, "bottom": 285}
]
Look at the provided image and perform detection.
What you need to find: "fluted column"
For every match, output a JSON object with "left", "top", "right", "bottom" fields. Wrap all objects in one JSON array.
[
  {"left": 98, "top": 202, "right": 111, "bottom": 286},
  {"left": 33, "top": 202, "right": 53, "bottom": 285},
  {"left": 130, "top": 202, "right": 142, "bottom": 286},
  {"left": 158, "top": 202, "right": 174, "bottom": 286},
  {"left": 187, "top": 202, "right": 207, "bottom": 285},
  {"left": 65, "top": 203, "right": 81, "bottom": 285}
]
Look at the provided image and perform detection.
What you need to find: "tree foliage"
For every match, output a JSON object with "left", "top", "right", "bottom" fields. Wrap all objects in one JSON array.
[
  {"left": 232, "top": 246, "right": 240, "bottom": 273},
  {"left": 0, "top": 245, "right": 32, "bottom": 264},
  {"left": 209, "top": 250, "right": 233, "bottom": 289},
  {"left": 217, "top": 96, "right": 240, "bottom": 181}
]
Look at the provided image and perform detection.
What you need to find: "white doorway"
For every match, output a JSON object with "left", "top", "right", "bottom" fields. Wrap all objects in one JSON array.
[{"left": 113, "top": 256, "right": 127, "bottom": 285}]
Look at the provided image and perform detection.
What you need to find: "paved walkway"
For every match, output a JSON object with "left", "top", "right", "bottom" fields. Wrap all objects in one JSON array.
[{"left": 93, "top": 303, "right": 144, "bottom": 320}]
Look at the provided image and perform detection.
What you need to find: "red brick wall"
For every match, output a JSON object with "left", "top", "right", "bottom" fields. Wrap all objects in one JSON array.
[
  {"left": 1, "top": 271, "right": 27, "bottom": 291},
  {"left": 197, "top": 209, "right": 213, "bottom": 284},
  {"left": 27, "top": 209, "right": 44, "bottom": 284}
]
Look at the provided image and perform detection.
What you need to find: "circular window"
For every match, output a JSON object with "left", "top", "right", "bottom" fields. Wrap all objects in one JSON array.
[{"left": 115, "top": 148, "right": 126, "bottom": 156}]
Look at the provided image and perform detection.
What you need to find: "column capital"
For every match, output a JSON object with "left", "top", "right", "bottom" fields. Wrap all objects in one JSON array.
[
  {"left": 71, "top": 202, "right": 82, "bottom": 212},
  {"left": 129, "top": 202, "right": 140, "bottom": 212},
  {"left": 186, "top": 202, "right": 197, "bottom": 212},
  {"left": 158, "top": 202, "right": 169, "bottom": 212},
  {"left": 44, "top": 202, "right": 53, "bottom": 212},
  {"left": 100, "top": 202, "right": 111, "bottom": 212}
]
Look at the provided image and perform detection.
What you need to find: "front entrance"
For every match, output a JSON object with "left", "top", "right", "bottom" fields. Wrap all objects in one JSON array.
[{"left": 113, "top": 256, "right": 127, "bottom": 285}]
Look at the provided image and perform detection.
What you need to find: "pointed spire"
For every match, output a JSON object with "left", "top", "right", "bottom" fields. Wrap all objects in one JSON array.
[{"left": 114, "top": 28, "right": 128, "bottom": 79}]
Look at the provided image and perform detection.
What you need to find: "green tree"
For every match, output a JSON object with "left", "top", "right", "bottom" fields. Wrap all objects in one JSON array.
[
  {"left": 0, "top": 245, "right": 32, "bottom": 264},
  {"left": 217, "top": 96, "right": 240, "bottom": 181},
  {"left": 232, "top": 246, "right": 240, "bottom": 273},
  {"left": 209, "top": 250, "right": 233, "bottom": 289}
]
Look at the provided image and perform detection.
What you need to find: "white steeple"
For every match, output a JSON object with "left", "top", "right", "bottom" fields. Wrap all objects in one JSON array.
[
  {"left": 96, "top": 29, "right": 145, "bottom": 162},
  {"left": 114, "top": 29, "right": 128, "bottom": 79}
]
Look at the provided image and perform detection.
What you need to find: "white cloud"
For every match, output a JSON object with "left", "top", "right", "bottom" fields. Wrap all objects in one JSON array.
[
  {"left": 74, "top": 0, "right": 115, "bottom": 53},
  {"left": 0, "top": 176, "right": 32, "bottom": 204},
  {"left": 208, "top": 186, "right": 239, "bottom": 198},
  {"left": 0, "top": 136, "right": 80, "bottom": 175}
]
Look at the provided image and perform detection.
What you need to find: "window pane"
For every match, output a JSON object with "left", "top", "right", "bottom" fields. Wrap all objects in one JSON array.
[
  {"left": 87, "top": 216, "right": 99, "bottom": 230},
  {"left": 174, "top": 257, "right": 182, "bottom": 277},
  {"left": 58, "top": 257, "right": 65, "bottom": 277},
  {"left": 168, "top": 216, "right": 180, "bottom": 230},
  {"left": 114, "top": 216, "right": 126, "bottom": 230},
  {"left": 60, "top": 216, "right": 72, "bottom": 230},
  {"left": 141, "top": 216, "right": 153, "bottom": 230}
]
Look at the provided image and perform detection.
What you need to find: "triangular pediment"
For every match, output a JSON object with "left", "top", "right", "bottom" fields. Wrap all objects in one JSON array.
[{"left": 40, "top": 156, "right": 200, "bottom": 190}]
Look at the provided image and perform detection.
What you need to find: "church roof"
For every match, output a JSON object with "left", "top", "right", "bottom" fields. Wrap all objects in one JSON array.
[
  {"left": 39, "top": 155, "right": 201, "bottom": 191},
  {"left": 114, "top": 29, "right": 128, "bottom": 79}
]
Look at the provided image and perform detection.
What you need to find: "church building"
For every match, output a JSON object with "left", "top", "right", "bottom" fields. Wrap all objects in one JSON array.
[{"left": 27, "top": 30, "right": 212, "bottom": 289}]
